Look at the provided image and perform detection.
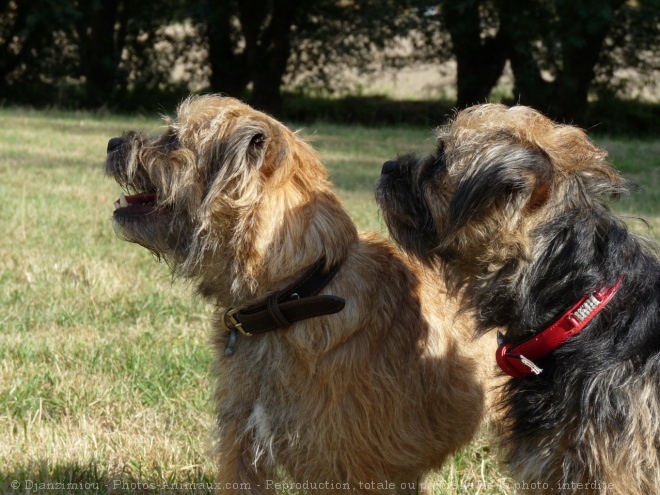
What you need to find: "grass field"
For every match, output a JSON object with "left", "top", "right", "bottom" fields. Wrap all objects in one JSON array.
[{"left": 1, "top": 107, "right": 658, "bottom": 495}]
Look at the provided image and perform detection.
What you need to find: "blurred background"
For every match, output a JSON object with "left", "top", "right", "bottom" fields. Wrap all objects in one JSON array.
[{"left": 1, "top": 0, "right": 658, "bottom": 134}]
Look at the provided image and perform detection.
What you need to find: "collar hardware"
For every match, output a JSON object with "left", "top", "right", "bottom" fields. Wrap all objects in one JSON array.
[
  {"left": 496, "top": 277, "right": 624, "bottom": 378},
  {"left": 224, "top": 307, "right": 251, "bottom": 336}
]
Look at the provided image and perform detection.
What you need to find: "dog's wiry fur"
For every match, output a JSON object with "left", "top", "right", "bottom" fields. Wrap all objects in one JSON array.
[
  {"left": 106, "top": 95, "right": 497, "bottom": 494},
  {"left": 376, "top": 104, "right": 660, "bottom": 495}
]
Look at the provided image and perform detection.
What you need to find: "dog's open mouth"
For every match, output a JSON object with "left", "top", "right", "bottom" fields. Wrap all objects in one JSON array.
[{"left": 113, "top": 191, "right": 161, "bottom": 217}]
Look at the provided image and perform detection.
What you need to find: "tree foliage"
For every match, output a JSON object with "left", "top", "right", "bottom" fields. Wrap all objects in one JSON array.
[
  {"left": 0, "top": 0, "right": 657, "bottom": 122},
  {"left": 285, "top": 0, "right": 425, "bottom": 95},
  {"left": 0, "top": 0, "right": 79, "bottom": 103},
  {"left": 422, "top": 0, "right": 660, "bottom": 121},
  {"left": 195, "top": 0, "right": 420, "bottom": 113},
  {"left": 193, "top": 0, "right": 308, "bottom": 113}
]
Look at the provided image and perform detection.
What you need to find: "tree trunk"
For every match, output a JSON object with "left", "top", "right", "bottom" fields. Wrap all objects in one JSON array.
[
  {"left": 499, "top": 0, "right": 625, "bottom": 123},
  {"left": 77, "top": 0, "right": 122, "bottom": 106},
  {"left": 238, "top": 0, "right": 304, "bottom": 115},
  {"left": 443, "top": 0, "right": 508, "bottom": 108},
  {"left": 205, "top": 0, "right": 249, "bottom": 98},
  {"left": 550, "top": 0, "right": 626, "bottom": 121},
  {"left": 495, "top": 0, "right": 554, "bottom": 112}
]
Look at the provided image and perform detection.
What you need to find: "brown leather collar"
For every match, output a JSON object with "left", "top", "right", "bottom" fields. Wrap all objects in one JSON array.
[{"left": 223, "top": 257, "right": 344, "bottom": 356}]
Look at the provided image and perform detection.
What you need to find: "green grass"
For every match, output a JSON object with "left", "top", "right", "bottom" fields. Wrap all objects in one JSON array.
[{"left": 1, "top": 107, "right": 658, "bottom": 494}]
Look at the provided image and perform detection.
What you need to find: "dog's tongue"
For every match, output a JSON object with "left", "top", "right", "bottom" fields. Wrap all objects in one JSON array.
[{"left": 114, "top": 192, "right": 157, "bottom": 209}]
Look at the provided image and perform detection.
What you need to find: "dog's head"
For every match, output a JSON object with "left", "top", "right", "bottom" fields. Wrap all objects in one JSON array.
[
  {"left": 106, "top": 95, "right": 355, "bottom": 300},
  {"left": 376, "top": 104, "right": 628, "bottom": 284}
]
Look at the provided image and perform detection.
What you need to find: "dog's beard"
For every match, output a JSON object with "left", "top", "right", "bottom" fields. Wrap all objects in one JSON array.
[
  {"left": 107, "top": 136, "right": 192, "bottom": 262},
  {"left": 111, "top": 208, "right": 191, "bottom": 259}
]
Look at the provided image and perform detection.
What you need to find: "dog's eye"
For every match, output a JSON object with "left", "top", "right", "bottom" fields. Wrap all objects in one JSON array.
[
  {"left": 165, "top": 132, "right": 179, "bottom": 151},
  {"left": 249, "top": 133, "right": 266, "bottom": 149}
]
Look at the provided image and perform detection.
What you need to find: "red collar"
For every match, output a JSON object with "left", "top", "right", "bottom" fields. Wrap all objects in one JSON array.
[{"left": 496, "top": 277, "right": 624, "bottom": 378}]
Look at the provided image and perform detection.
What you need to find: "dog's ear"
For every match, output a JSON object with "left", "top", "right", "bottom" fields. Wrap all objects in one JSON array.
[
  {"left": 246, "top": 131, "right": 267, "bottom": 164},
  {"left": 444, "top": 145, "right": 553, "bottom": 236},
  {"left": 248, "top": 132, "right": 266, "bottom": 151}
]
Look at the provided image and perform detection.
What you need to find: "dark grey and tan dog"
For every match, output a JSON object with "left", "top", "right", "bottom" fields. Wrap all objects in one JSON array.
[
  {"left": 376, "top": 103, "right": 660, "bottom": 495},
  {"left": 106, "top": 95, "right": 497, "bottom": 494}
]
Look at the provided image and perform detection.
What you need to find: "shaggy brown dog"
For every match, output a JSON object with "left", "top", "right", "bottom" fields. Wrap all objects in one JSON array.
[
  {"left": 105, "top": 95, "right": 496, "bottom": 494},
  {"left": 376, "top": 103, "right": 660, "bottom": 495}
]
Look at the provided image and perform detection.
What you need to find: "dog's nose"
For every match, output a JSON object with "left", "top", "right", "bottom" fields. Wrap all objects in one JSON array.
[
  {"left": 381, "top": 160, "right": 398, "bottom": 175},
  {"left": 107, "top": 137, "right": 123, "bottom": 153}
]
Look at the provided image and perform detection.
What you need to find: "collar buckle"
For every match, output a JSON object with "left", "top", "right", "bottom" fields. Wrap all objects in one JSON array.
[{"left": 223, "top": 306, "right": 252, "bottom": 336}]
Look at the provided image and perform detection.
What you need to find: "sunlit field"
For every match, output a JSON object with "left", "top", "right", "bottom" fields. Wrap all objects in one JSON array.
[{"left": 1, "top": 107, "right": 658, "bottom": 494}]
